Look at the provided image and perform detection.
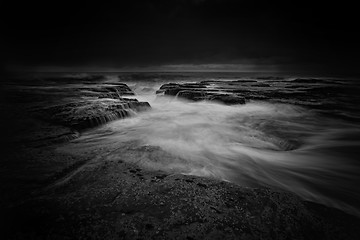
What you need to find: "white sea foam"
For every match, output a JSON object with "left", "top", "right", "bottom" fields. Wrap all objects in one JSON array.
[{"left": 63, "top": 88, "right": 360, "bottom": 217}]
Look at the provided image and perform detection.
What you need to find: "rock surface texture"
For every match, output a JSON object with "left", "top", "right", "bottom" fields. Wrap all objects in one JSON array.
[
  {"left": 3, "top": 76, "right": 150, "bottom": 132},
  {"left": 156, "top": 82, "right": 246, "bottom": 104},
  {"left": 3, "top": 158, "right": 360, "bottom": 240}
]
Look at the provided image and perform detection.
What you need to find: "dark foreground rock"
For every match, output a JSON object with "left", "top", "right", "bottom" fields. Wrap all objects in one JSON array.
[{"left": 2, "top": 156, "right": 360, "bottom": 240}]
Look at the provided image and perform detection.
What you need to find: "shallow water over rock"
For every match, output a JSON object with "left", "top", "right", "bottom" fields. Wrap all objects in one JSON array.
[{"left": 64, "top": 90, "right": 360, "bottom": 218}]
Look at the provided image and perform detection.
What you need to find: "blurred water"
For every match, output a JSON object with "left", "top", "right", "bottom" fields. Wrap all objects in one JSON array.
[
  {"left": 6, "top": 72, "right": 360, "bottom": 216},
  {"left": 63, "top": 81, "right": 360, "bottom": 217}
]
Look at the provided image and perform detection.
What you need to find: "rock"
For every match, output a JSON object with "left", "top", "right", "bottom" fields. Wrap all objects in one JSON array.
[
  {"left": 156, "top": 78, "right": 347, "bottom": 108},
  {"left": 4, "top": 77, "right": 151, "bottom": 131},
  {"left": 3, "top": 159, "right": 360, "bottom": 240},
  {"left": 291, "top": 78, "right": 326, "bottom": 84},
  {"left": 157, "top": 82, "right": 247, "bottom": 105},
  {"left": 209, "top": 94, "right": 246, "bottom": 105},
  {"left": 159, "top": 83, "right": 180, "bottom": 90},
  {"left": 178, "top": 83, "right": 207, "bottom": 89},
  {"left": 251, "top": 83, "right": 271, "bottom": 87},
  {"left": 83, "top": 84, "right": 134, "bottom": 96},
  {"left": 97, "top": 92, "right": 121, "bottom": 99},
  {"left": 234, "top": 79, "right": 258, "bottom": 83},
  {"left": 177, "top": 90, "right": 206, "bottom": 101},
  {"left": 164, "top": 88, "right": 183, "bottom": 96},
  {"left": 38, "top": 99, "right": 150, "bottom": 131}
]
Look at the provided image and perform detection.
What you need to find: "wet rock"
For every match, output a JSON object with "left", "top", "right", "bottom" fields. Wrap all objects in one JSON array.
[
  {"left": 9, "top": 79, "right": 152, "bottom": 130},
  {"left": 156, "top": 77, "right": 351, "bottom": 109},
  {"left": 177, "top": 90, "right": 206, "bottom": 101},
  {"left": 159, "top": 83, "right": 207, "bottom": 95},
  {"left": 39, "top": 99, "right": 150, "bottom": 131},
  {"left": 159, "top": 83, "right": 180, "bottom": 90},
  {"left": 3, "top": 78, "right": 151, "bottom": 132},
  {"left": 83, "top": 84, "right": 134, "bottom": 96},
  {"left": 156, "top": 83, "right": 180, "bottom": 95},
  {"left": 234, "top": 79, "right": 258, "bottom": 83},
  {"left": 179, "top": 83, "right": 207, "bottom": 89},
  {"left": 209, "top": 94, "right": 246, "bottom": 105},
  {"left": 164, "top": 88, "right": 183, "bottom": 96},
  {"left": 97, "top": 92, "right": 121, "bottom": 99},
  {"left": 158, "top": 82, "right": 247, "bottom": 105},
  {"left": 291, "top": 78, "right": 326, "bottom": 84},
  {"left": 4, "top": 160, "right": 360, "bottom": 240},
  {"left": 251, "top": 83, "right": 271, "bottom": 87}
]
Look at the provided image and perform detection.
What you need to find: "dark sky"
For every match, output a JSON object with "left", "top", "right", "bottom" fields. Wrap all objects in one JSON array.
[{"left": 4, "top": 0, "right": 360, "bottom": 74}]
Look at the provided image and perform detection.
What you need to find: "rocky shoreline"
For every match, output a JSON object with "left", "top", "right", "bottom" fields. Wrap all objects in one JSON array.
[
  {"left": 156, "top": 82, "right": 246, "bottom": 104},
  {"left": 1, "top": 76, "right": 360, "bottom": 239},
  {"left": 155, "top": 78, "right": 351, "bottom": 108}
]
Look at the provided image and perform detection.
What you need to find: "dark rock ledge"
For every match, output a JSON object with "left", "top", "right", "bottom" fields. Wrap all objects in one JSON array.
[
  {"left": 38, "top": 83, "right": 150, "bottom": 132},
  {"left": 156, "top": 83, "right": 246, "bottom": 105},
  {"left": 3, "top": 81, "right": 151, "bottom": 134},
  {"left": 37, "top": 98, "right": 150, "bottom": 131},
  {"left": 155, "top": 79, "right": 350, "bottom": 107}
]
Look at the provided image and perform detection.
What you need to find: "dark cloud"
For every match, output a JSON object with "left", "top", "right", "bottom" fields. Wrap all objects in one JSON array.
[{"left": 4, "top": 0, "right": 360, "bottom": 75}]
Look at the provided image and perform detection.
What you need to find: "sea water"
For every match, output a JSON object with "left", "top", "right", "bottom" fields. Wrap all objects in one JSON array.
[{"left": 62, "top": 73, "right": 360, "bottom": 217}]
